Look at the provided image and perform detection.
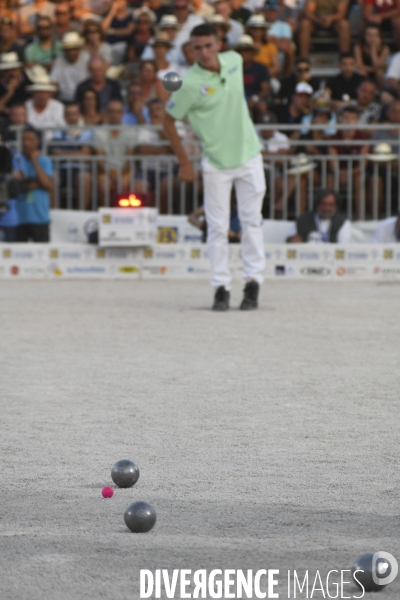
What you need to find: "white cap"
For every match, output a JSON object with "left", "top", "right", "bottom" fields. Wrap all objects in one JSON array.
[{"left": 295, "top": 82, "right": 313, "bottom": 95}]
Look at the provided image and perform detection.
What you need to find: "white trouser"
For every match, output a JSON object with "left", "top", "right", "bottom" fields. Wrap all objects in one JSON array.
[{"left": 202, "top": 153, "right": 266, "bottom": 291}]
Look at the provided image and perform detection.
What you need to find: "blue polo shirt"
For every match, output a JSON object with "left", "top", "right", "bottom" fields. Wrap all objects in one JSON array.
[{"left": 15, "top": 154, "right": 53, "bottom": 225}]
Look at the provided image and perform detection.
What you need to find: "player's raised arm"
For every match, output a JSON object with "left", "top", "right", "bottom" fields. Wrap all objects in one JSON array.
[{"left": 163, "top": 112, "right": 196, "bottom": 182}]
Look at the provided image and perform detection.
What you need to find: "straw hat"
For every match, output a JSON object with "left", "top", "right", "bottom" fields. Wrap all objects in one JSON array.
[
  {"left": 133, "top": 7, "right": 157, "bottom": 23},
  {"left": 158, "top": 14, "right": 181, "bottom": 29},
  {"left": 62, "top": 31, "right": 84, "bottom": 48},
  {"left": 287, "top": 153, "right": 317, "bottom": 175},
  {"left": 246, "top": 14, "right": 270, "bottom": 28},
  {"left": 151, "top": 32, "right": 173, "bottom": 47},
  {"left": 209, "top": 14, "right": 231, "bottom": 30},
  {"left": 0, "top": 51, "right": 22, "bottom": 70},
  {"left": 366, "top": 142, "right": 397, "bottom": 162},
  {"left": 235, "top": 34, "right": 259, "bottom": 52},
  {"left": 27, "top": 71, "right": 57, "bottom": 93}
]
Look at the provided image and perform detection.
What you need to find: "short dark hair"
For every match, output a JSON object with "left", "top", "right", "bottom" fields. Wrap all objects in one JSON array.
[
  {"left": 315, "top": 188, "right": 337, "bottom": 207},
  {"left": 80, "top": 87, "right": 100, "bottom": 113},
  {"left": 340, "top": 105, "right": 359, "bottom": 117},
  {"left": 190, "top": 23, "right": 218, "bottom": 38},
  {"left": 22, "top": 125, "right": 42, "bottom": 147}
]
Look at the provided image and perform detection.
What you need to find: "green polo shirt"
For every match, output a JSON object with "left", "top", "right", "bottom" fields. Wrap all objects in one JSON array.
[{"left": 166, "top": 51, "right": 261, "bottom": 170}]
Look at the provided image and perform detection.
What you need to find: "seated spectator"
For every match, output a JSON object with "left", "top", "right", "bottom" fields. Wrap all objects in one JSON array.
[
  {"left": 50, "top": 33, "right": 89, "bottom": 104},
  {"left": 0, "top": 1, "right": 19, "bottom": 30},
  {"left": 93, "top": 99, "right": 135, "bottom": 205},
  {"left": 373, "top": 213, "right": 400, "bottom": 243},
  {"left": 20, "top": 0, "right": 56, "bottom": 38},
  {"left": 258, "top": 111, "right": 291, "bottom": 217},
  {"left": 81, "top": 20, "right": 112, "bottom": 67},
  {"left": 25, "top": 73, "right": 65, "bottom": 130},
  {"left": 79, "top": 87, "right": 104, "bottom": 125},
  {"left": 166, "top": 0, "right": 204, "bottom": 65},
  {"left": 0, "top": 52, "right": 30, "bottom": 116},
  {"left": 214, "top": 0, "right": 244, "bottom": 47},
  {"left": 299, "top": 0, "right": 351, "bottom": 56},
  {"left": 325, "top": 53, "right": 366, "bottom": 111},
  {"left": 277, "top": 57, "right": 319, "bottom": 105},
  {"left": 0, "top": 17, "right": 24, "bottom": 62},
  {"left": 73, "top": 0, "right": 112, "bottom": 21},
  {"left": 145, "top": 0, "right": 173, "bottom": 23},
  {"left": 230, "top": 0, "right": 252, "bottom": 26},
  {"left": 286, "top": 188, "right": 351, "bottom": 243},
  {"left": 298, "top": 108, "right": 332, "bottom": 188},
  {"left": 363, "top": 0, "right": 400, "bottom": 50},
  {"left": 328, "top": 106, "right": 370, "bottom": 219},
  {"left": 235, "top": 34, "right": 270, "bottom": 122},
  {"left": 134, "top": 98, "right": 173, "bottom": 203},
  {"left": 54, "top": 3, "right": 83, "bottom": 41},
  {"left": 122, "top": 81, "right": 150, "bottom": 125},
  {"left": 75, "top": 56, "right": 122, "bottom": 112},
  {"left": 0, "top": 145, "right": 18, "bottom": 241},
  {"left": 5, "top": 103, "right": 28, "bottom": 142},
  {"left": 367, "top": 101, "right": 400, "bottom": 216},
  {"left": 141, "top": 14, "right": 181, "bottom": 62},
  {"left": 300, "top": 90, "right": 337, "bottom": 135},
  {"left": 180, "top": 39, "right": 196, "bottom": 73},
  {"left": 51, "top": 103, "right": 93, "bottom": 209},
  {"left": 351, "top": 79, "right": 381, "bottom": 125},
  {"left": 354, "top": 25, "right": 390, "bottom": 90},
  {"left": 139, "top": 59, "right": 163, "bottom": 103},
  {"left": 263, "top": 0, "right": 294, "bottom": 77},
  {"left": 191, "top": 0, "right": 215, "bottom": 19},
  {"left": 128, "top": 7, "right": 156, "bottom": 61},
  {"left": 384, "top": 51, "right": 400, "bottom": 99},
  {"left": 209, "top": 14, "right": 231, "bottom": 52},
  {"left": 13, "top": 126, "right": 54, "bottom": 242},
  {"left": 188, "top": 202, "right": 241, "bottom": 243},
  {"left": 151, "top": 32, "right": 180, "bottom": 80},
  {"left": 24, "top": 17, "right": 62, "bottom": 71},
  {"left": 273, "top": 81, "right": 312, "bottom": 138},
  {"left": 246, "top": 15, "right": 280, "bottom": 79},
  {"left": 102, "top": 0, "right": 135, "bottom": 65},
  {"left": 277, "top": 0, "right": 301, "bottom": 33}
]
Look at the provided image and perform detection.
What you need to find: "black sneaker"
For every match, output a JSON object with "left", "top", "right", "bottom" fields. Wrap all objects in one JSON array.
[
  {"left": 240, "top": 280, "right": 259, "bottom": 310},
  {"left": 212, "top": 286, "right": 230, "bottom": 311}
]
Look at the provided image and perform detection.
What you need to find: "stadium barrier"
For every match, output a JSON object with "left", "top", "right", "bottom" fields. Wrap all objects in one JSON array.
[
  {"left": 1, "top": 240, "right": 400, "bottom": 281},
  {"left": 7, "top": 124, "right": 400, "bottom": 221}
]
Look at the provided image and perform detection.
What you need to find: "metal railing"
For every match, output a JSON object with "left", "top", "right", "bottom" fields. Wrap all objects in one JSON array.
[{"left": 8, "top": 124, "right": 400, "bottom": 220}]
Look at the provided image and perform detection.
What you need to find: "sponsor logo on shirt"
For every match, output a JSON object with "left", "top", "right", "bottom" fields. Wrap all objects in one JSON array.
[
  {"left": 167, "top": 100, "right": 175, "bottom": 109},
  {"left": 200, "top": 85, "right": 216, "bottom": 96},
  {"left": 228, "top": 66, "right": 238, "bottom": 74}
]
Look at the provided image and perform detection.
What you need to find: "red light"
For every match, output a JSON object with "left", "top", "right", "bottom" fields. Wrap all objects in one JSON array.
[{"left": 118, "top": 194, "right": 142, "bottom": 208}]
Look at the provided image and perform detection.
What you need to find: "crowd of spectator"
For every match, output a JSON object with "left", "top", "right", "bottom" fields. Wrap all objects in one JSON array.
[{"left": 1, "top": 0, "right": 400, "bottom": 241}]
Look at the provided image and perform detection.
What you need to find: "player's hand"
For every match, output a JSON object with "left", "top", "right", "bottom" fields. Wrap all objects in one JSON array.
[{"left": 178, "top": 161, "right": 195, "bottom": 182}]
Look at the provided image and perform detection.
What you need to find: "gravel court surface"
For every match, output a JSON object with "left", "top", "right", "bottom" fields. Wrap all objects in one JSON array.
[{"left": 0, "top": 279, "right": 399, "bottom": 600}]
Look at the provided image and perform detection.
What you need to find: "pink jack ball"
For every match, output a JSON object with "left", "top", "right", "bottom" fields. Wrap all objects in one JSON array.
[{"left": 102, "top": 486, "right": 114, "bottom": 499}]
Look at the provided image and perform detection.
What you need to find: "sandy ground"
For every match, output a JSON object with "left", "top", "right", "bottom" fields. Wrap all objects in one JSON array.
[{"left": 0, "top": 279, "right": 399, "bottom": 600}]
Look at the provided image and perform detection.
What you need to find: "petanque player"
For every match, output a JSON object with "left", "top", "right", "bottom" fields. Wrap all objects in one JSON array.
[{"left": 163, "top": 23, "right": 266, "bottom": 311}]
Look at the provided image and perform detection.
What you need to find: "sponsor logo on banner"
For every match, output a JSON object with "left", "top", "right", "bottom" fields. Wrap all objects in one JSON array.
[
  {"left": 49, "top": 249, "right": 59, "bottom": 258},
  {"left": 384, "top": 250, "right": 394, "bottom": 259},
  {"left": 336, "top": 266, "right": 369, "bottom": 277},
  {"left": 154, "top": 250, "right": 177, "bottom": 260},
  {"left": 298, "top": 251, "right": 323, "bottom": 261},
  {"left": 10, "top": 265, "right": 19, "bottom": 276},
  {"left": 96, "top": 249, "right": 105, "bottom": 258},
  {"left": 144, "top": 248, "right": 153, "bottom": 259},
  {"left": 346, "top": 251, "right": 369, "bottom": 260},
  {"left": 102, "top": 214, "right": 111, "bottom": 223},
  {"left": 59, "top": 250, "right": 82, "bottom": 260},
  {"left": 287, "top": 249, "right": 296, "bottom": 259},
  {"left": 106, "top": 249, "right": 129, "bottom": 259},
  {"left": 187, "top": 266, "right": 209, "bottom": 274},
  {"left": 191, "top": 249, "right": 201, "bottom": 258},
  {"left": 143, "top": 266, "right": 167, "bottom": 275},
  {"left": 2, "top": 249, "right": 11, "bottom": 258},
  {"left": 11, "top": 250, "right": 36, "bottom": 260},
  {"left": 66, "top": 266, "right": 106, "bottom": 274},
  {"left": 118, "top": 266, "right": 138, "bottom": 273},
  {"left": 183, "top": 233, "right": 202, "bottom": 243},
  {"left": 336, "top": 250, "right": 345, "bottom": 260},
  {"left": 157, "top": 227, "right": 178, "bottom": 243},
  {"left": 20, "top": 266, "right": 45, "bottom": 277},
  {"left": 275, "top": 265, "right": 286, "bottom": 275},
  {"left": 300, "top": 267, "right": 331, "bottom": 277},
  {"left": 374, "top": 266, "right": 400, "bottom": 277}
]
